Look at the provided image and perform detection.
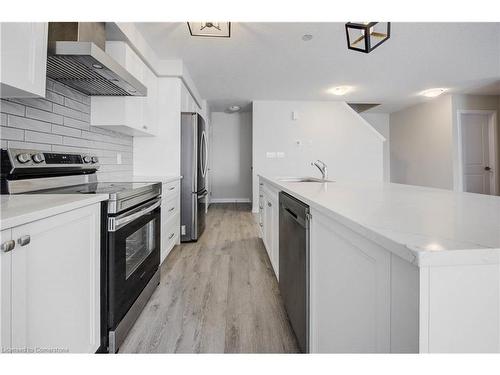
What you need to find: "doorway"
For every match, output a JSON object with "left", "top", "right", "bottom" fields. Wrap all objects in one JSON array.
[{"left": 457, "top": 110, "right": 498, "bottom": 195}]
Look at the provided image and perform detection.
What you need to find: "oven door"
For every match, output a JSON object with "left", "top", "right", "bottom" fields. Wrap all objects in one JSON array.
[{"left": 108, "top": 197, "right": 161, "bottom": 329}]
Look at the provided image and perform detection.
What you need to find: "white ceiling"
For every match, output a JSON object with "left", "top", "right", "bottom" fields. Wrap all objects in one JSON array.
[{"left": 135, "top": 22, "right": 500, "bottom": 113}]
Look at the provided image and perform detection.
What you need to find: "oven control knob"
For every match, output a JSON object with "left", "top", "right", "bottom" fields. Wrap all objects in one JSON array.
[
  {"left": 91, "top": 156, "right": 99, "bottom": 164},
  {"left": 16, "top": 153, "right": 31, "bottom": 164},
  {"left": 83, "top": 156, "right": 92, "bottom": 163},
  {"left": 32, "top": 153, "right": 45, "bottom": 163}
]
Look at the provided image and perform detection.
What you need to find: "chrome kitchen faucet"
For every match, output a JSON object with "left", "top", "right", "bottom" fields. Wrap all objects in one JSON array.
[{"left": 311, "top": 160, "right": 328, "bottom": 180}]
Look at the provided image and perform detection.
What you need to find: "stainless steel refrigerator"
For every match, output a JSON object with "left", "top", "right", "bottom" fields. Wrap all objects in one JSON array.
[{"left": 180, "top": 112, "right": 208, "bottom": 242}]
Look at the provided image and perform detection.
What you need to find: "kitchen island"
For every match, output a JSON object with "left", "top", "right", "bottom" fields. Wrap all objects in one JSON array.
[{"left": 258, "top": 175, "right": 500, "bottom": 353}]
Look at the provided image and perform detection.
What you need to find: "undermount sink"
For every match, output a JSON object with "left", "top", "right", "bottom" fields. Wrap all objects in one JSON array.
[{"left": 278, "top": 177, "right": 334, "bottom": 183}]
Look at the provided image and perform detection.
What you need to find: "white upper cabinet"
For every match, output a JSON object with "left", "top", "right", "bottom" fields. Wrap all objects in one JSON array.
[
  {"left": 0, "top": 22, "right": 48, "bottom": 98},
  {"left": 91, "top": 41, "right": 158, "bottom": 137},
  {"left": 180, "top": 82, "right": 200, "bottom": 113}
]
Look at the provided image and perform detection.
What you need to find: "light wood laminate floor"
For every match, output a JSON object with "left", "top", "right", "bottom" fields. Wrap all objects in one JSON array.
[{"left": 119, "top": 203, "right": 299, "bottom": 353}]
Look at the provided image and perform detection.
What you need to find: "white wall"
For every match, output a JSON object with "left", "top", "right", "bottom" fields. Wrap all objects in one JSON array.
[
  {"left": 389, "top": 94, "right": 500, "bottom": 193},
  {"left": 252, "top": 101, "right": 385, "bottom": 212},
  {"left": 133, "top": 77, "right": 182, "bottom": 176},
  {"left": 210, "top": 111, "right": 252, "bottom": 202},
  {"left": 390, "top": 95, "right": 454, "bottom": 189},
  {"left": 361, "top": 113, "right": 390, "bottom": 182}
]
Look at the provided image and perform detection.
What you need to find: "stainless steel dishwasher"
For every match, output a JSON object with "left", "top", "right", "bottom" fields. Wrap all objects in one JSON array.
[{"left": 279, "top": 191, "right": 310, "bottom": 353}]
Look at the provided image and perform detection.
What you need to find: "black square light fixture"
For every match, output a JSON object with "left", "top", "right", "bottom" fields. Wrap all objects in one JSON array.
[
  {"left": 345, "top": 22, "right": 390, "bottom": 53},
  {"left": 187, "top": 22, "right": 231, "bottom": 38}
]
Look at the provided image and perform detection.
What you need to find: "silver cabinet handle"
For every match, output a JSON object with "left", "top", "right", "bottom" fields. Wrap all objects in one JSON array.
[
  {"left": 259, "top": 223, "right": 263, "bottom": 227},
  {"left": 168, "top": 186, "right": 175, "bottom": 191},
  {"left": 267, "top": 202, "right": 272, "bottom": 207},
  {"left": 168, "top": 233, "right": 175, "bottom": 240},
  {"left": 1, "top": 240, "right": 15, "bottom": 253},
  {"left": 259, "top": 205, "right": 263, "bottom": 210},
  {"left": 168, "top": 207, "right": 175, "bottom": 212},
  {"left": 18, "top": 235, "right": 31, "bottom": 247}
]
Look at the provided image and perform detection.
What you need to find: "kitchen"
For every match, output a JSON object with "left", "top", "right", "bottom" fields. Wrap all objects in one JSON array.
[{"left": 1, "top": 4, "right": 500, "bottom": 372}]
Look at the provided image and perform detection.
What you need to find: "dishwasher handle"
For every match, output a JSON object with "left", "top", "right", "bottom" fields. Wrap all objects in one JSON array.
[{"left": 282, "top": 204, "right": 308, "bottom": 228}]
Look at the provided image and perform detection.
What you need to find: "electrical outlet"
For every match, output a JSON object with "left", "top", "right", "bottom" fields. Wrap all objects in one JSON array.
[{"left": 116, "top": 153, "right": 122, "bottom": 165}]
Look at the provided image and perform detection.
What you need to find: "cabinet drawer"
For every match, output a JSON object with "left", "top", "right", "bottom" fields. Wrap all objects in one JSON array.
[
  {"left": 163, "top": 213, "right": 179, "bottom": 245},
  {"left": 160, "top": 213, "right": 179, "bottom": 264},
  {"left": 163, "top": 181, "right": 179, "bottom": 200},
  {"left": 162, "top": 194, "right": 179, "bottom": 222}
]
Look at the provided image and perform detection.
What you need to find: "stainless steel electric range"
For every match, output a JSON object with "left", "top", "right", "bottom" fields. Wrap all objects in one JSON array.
[{"left": 1, "top": 148, "right": 162, "bottom": 353}]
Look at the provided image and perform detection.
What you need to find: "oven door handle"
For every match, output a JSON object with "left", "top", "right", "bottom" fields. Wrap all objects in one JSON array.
[{"left": 108, "top": 198, "right": 161, "bottom": 232}]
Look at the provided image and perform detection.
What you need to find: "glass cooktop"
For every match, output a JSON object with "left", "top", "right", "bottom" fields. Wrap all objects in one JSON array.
[{"left": 30, "top": 182, "right": 157, "bottom": 195}]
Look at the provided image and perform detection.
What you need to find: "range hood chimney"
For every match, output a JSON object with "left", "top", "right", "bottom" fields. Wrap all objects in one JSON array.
[{"left": 46, "top": 22, "right": 147, "bottom": 96}]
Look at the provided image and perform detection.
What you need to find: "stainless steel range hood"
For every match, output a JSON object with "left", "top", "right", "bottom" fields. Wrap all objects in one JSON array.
[{"left": 46, "top": 22, "right": 147, "bottom": 96}]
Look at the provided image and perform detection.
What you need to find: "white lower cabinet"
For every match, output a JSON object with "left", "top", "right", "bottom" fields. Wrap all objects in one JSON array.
[
  {"left": 0, "top": 204, "right": 101, "bottom": 353},
  {"left": 310, "top": 209, "right": 391, "bottom": 353},
  {"left": 259, "top": 179, "right": 280, "bottom": 279},
  {"left": 0, "top": 229, "right": 12, "bottom": 352},
  {"left": 160, "top": 180, "right": 181, "bottom": 264}
]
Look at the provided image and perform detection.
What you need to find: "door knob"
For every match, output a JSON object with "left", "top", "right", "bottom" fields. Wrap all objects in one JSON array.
[{"left": 485, "top": 166, "right": 492, "bottom": 171}]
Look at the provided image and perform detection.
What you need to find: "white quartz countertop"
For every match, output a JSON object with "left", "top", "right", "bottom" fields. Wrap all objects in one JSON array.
[
  {"left": 1, "top": 194, "right": 109, "bottom": 230},
  {"left": 260, "top": 176, "right": 500, "bottom": 266},
  {"left": 132, "top": 175, "right": 182, "bottom": 184}
]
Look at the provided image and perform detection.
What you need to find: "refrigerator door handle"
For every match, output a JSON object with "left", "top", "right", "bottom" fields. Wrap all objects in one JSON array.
[
  {"left": 200, "top": 130, "right": 208, "bottom": 178},
  {"left": 191, "top": 114, "right": 198, "bottom": 193}
]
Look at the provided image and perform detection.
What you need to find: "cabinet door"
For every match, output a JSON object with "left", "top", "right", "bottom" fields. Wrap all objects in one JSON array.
[
  {"left": 310, "top": 210, "right": 391, "bottom": 353},
  {"left": 10, "top": 204, "right": 101, "bottom": 353},
  {"left": 90, "top": 41, "right": 155, "bottom": 137},
  {"left": 142, "top": 65, "right": 158, "bottom": 135},
  {"left": 0, "top": 22, "right": 47, "bottom": 98},
  {"left": 264, "top": 197, "right": 273, "bottom": 260},
  {"left": 0, "top": 229, "right": 12, "bottom": 352},
  {"left": 270, "top": 196, "right": 279, "bottom": 279}
]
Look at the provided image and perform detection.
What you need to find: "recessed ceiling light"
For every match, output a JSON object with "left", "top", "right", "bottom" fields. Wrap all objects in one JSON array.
[
  {"left": 419, "top": 88, "right": 447, "bottom": 98},
  {"left": 327, "top": 86, "right": 353, "bottom": 96},
  {"left": 302, "top": 34, "right": 313, "bottom": 41},
  {"left": 92, "top": 63, "right": 103, "bottom": 69},
  {"left": 227, "top": 105, "right": 241, "bottom": 112}
]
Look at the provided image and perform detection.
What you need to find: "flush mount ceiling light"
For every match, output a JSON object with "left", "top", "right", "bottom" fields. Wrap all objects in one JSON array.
[
  {"left": 227, "top": 105, "right": 241, "bottom": 113},
  {"left": 187, "top": 22, "right": 231, "bottom": 38},
  {"left": 327, "top": 86, "right": 353, "bottom": 96},
  {"left": 419, "top": 88, "right": 448, "bottom": 98},
  {"left": 345, "top": 22, "right": 390, "bottom": 53},
  {"left": 302, "top": 34, "right": 313, "bottom": 41}
]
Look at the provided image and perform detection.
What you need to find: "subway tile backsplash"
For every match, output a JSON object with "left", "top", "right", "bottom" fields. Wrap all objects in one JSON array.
[{"left": 0, "top": 79, "right": 133, "bottom": 181}]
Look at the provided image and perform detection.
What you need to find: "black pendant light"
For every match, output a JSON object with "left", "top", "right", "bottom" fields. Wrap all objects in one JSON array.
[{"left": 345, "top": 22, "right": 391, "bottom": 53}]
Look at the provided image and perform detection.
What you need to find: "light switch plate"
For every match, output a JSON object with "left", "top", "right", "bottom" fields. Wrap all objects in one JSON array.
[
  {"left": 116, "top": 153, "right": 122, "bottom": 165},
  {"left": 277, "top": 152, "right": 285, "bottom": 158},
  {"left": 266, "top": 152, "right": 276, "bottom": 158}
]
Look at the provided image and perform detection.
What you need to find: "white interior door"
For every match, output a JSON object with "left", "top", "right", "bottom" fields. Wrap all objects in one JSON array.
[{"left": 460, "top": 113, "right": 495, "bottom": 195}]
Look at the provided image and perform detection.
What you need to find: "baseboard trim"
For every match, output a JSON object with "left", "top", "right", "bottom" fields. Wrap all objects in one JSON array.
[{"left": 210, "top": 198, "right": 251, "bottom": 203}]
